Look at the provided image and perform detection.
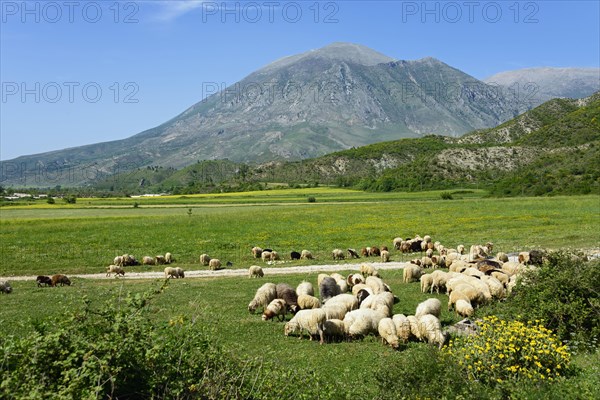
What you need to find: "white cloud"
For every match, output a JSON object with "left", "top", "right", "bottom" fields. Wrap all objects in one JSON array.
[{"left": 150, "top": 0, "right": 206, "bottom": 22}]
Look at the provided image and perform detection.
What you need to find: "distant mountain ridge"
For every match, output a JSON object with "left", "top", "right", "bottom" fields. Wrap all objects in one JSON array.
[{"left": 2, "top": 43, "right": 598, "bottom": 188}]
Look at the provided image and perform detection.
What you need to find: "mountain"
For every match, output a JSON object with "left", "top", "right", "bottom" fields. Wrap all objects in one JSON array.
[
  {"left": 3, "top": 43, "right": 589, "bottom": 188},
  {"left": 484, "top": 67, "right": 600, "bottom": 107},
  {"left": 95, "top": 92, "right": 600, "bottom": 197}
]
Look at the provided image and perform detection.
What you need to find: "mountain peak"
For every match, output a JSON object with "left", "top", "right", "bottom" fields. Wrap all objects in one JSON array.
[{"left": 261, "top": 42, "right": 395, "bottom": 72}]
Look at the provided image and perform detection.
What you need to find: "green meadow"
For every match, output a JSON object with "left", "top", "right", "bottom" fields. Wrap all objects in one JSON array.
[{"left": 1, "top": 189, "right": 599, "bottom": 399}]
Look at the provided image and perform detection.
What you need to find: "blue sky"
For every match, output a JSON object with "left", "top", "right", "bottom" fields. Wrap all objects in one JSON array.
[{"left": 1, "top": 0, "right": 599, "bottom": 160}]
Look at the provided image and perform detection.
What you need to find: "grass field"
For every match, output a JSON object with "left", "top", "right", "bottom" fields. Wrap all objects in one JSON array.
[
  {"left": 1, "top": 188, "right": 599, "bottom": 398},
  {"left": 1, "top": 189, "right": 598, "bottom": 277}
]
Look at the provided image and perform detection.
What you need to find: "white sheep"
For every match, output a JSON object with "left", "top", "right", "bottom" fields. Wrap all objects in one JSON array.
[
  {"left": 378, "top": 317, "right": 400, "bottom": 348},
  {"left": 248, "top": 265, "right": 264, "bottom": 278},
  {"left": 142, "top": 256, "right": 155, "bottom": 265},
  {"left": 208, "top": 258, "right": 222, "bottom": 270},
  {"left": 297, "top": 294, "right": 321, "bottom": 310},
  {"left": 347, "top": 273, "right": 365, "bottom": 287},
  {"left": 0, "top": 280, "right": 13, "bottom": 294},
  {"left": 420, "top": 274, "right": 433, "bottom": 293},
  {"left": 360, "top": 264, "right": 380, "bottom": 278},
  {"left": 326, "top": 293, "right": 359, "bottom": 313},
  {"left": 457, "top": 244, "right": 465, "bottom": 255},
  {"left": 113, "top": 255, "right": 124, "bottom": 266},
  {"left": 481, "top": 275, "right": 505, "bottom": 299},
  {"left": 392, "top": 314, "right": 412, "bottom": 343},
  {"left": 296, "top": 281, "right": 315, "bottom": 297},
  {"left": 455, "top": 299, "right": 474, "bottom": 317},
  {"left": 403, "top": 265, "right": 422, "bottom": 283},
  {"left": 248, "top": 282, "right": 277, "bottom": 314},
  {"left": 415, "top": 298, "right": 442, "bottom": 319},
  {"left": 418, "top": 314, "right": 446, "bottom": 348},
  {"left": 491, "top": 271, "right": 510, "bottom": 286},
  {"left": 359, "top": 292, "right": 395, "bottom": 317},
  {"left": 251, "top": 246, "right": 263, "bottom": 258},
  {"left": 284, "top": 309, "right": 327, "bottom": 343},
  {"left": 262, "top": 299, "right": 287, "bottom": 321},
  {"left": 407, "top": 315, "right": 422, "bottom": 341},
  {"left": 165, "top": 252, "right": 173, "bottom": 264},
  {"left": 199, "top": 254, "right": 211, "bottom": 266},
  {"left": 322, "top": 319, "right": 346, "bottom": 342},
  {"left": 334, "top": 277, "right": 348, "bottom": 294},
  {"left": 164, "top": 267, "right": 184, "bottom": 279},
  {"left": 332, "top": 249, "right": 345, "bottom": 260},
  {"left": 106, "top": 264, "right": 125, "bottom": 277},
  {"left": 495, "top": 252, "right": 508, "bottom": 263},
  {"left": 270, "top": 251, "right": 281, "bottom": 261},
  {"left": 425, "top": 248, "right": 434, "bottom": 258},
  {"left": 261, "top": 251, "right": 272, "bottom": 262},
  {"left": 365, "top": 275, "right": 387, "bottom": 294},
  {"left": 393, "top": 237, "right": 403, "bottom": 250},
  {"left": 343, "top": 308, "right": 386, "bottom": 338},
  {"left": 351, "top": 283, "right": 370, "bottom": 296},
  {"left": 322, "top": 303, "right": 348, "bottom": 320},
  {"left": 421, "top": 256, "right": 434, "bottom": 268},
  {"left": 317, "top": 273, "right": 330, "bottom": 287},
  {"left": 430, "top": 270, "right": 449, "bottom": 294},
  {"left": 380, "top": 250, "right": 390, "bottom": 263},
  {"left": 300, "top": 250, "right": 313, "bottom": 260}
]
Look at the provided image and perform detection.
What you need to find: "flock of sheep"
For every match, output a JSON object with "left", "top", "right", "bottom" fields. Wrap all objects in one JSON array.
[{"left": 245, "top": 235, "right": 542, "bottom": 349}]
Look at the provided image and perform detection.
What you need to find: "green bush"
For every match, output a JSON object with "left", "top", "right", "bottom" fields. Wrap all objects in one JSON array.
[
  {"left": 0, "top": 282, "right": 337, "bottom": 400},
  {"left": 307, "top": 196, "right": 316, "bottom": 203},
  {"left": 440, "top": 192, "right": 453, "bottom": 200},
  {"left": 488, "top": 252, "right": 600, "bottom": 350}
]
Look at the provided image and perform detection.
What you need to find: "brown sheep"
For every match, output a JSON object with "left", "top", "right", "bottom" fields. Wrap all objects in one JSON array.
[{"left": 51, "top": 274, "right": 71, "bottom": 287}]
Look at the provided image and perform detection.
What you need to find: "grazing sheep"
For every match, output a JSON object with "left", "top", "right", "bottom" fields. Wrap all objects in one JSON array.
[
  {"left": 262, "top": 299, "right": 287, "bottom": 321},
  {"left": 491, "top": 271, "right": 510, "bottom": 286},
  {"left": 0, "top": 280, "right": 13, "bottom": 294},
  {"left": 351, "top": 283, "right": 370, "bottom": 296},
  {"left": 276, "top": 283, "right": 300, "bottom": 313},
  {"left": 165, "top": 252, "right": 173, "bottom": 264},
  {"left": 113, "top": 255, "right": 124, "bottom": 267},
  {"left": 270, "top": 251, "right": 281, "bottom": 262},
  {"left": 481, "top": 275, "right": 505, "bottom": 299},
  {"left": 322, "top": 303, "right": 348, "bottom": 320},
  {"left": 425, "top": 248, "right": 434, "bottom": 258},
  {"left": 381, "top": 250, "right": 391, "bottom": 263},
  {"left": 51, "top": 274, "right": 71, "bottom": 287},
  {"left": 199, "top": 254, "right": 211, "bottom": 266},
  {"left": 261, "top": 251, "right": 272, "bottom": 262},
  {"left": 208, "top": 258, "right": 222, "bottom": 271},
  {"left": 496, "top": 252, "right": 509, "bottom": 263},
  {"left": 407, "top": 315, "right": 422, "bottom": 341},
  {"left": 248, "top": 283, "right": 277, "bottom": 314},
  {"left": 392, "top": 314, "right": 412, "bottom": 343},
  {"left": 356, "top": 288, "right": 372, "bottom": 307},
  {"left": 297, "top": 294, "right": 321, "bottom": 310},
  {"left": 106, "top": 265, "right": 125, "bottom": 277},
  {"left": 155, "top": 255, "right": 167, "bottom": 265},
  {"left": 36, "top": 275, "right": 52, "bottom": 287},
  {"left": 393, "top": 237, "right": 403, "bottom": 250},
  {"left": 369, "top": 246, "right": 381, "bottom": 257},
  {"left": 469, "top": 245, "right": 488, "bottom": 262},
  {"left": 347, "top": 248, "right": 360, "bottom": 259},
  {"left": 430, "top": 270, "right": 449, "bottom": 294},
  {"left": 251, "top": 246, "right": 263, "bottom": 259},
  {"left": 326, "top": 293, "right": 359, "bottom": 313},
  {"left": 343, "top": 309, "right": 386, "bottom": 338},
  {"left": 360, "top": 264, "right": 379, "bottom": 278},
  {"left": 448, "top": 290, "right": 474, "bottom": 313},
  {"left": 418, "top": 314, "right": 446, "bottom": 348},
  {"left": 420, "top": 274, "right": 433, "bottom": 293},
  {"left": 403, "top": 265, "right": 423, "bottom": 283},
  {"left": 502, "top": 261, "right": 525, "bottom": 276},
  {"left": 421, "top": 256, "right": 434, "bottom": 268},
  {"left": 122, "top": 254, "right": 138, "bottom": 266},
  {"left": 365, "top": 276, "right": 387, "bottom": 294},
  {"left": 322, "top": 319, "right": 346, "bottom": 342},
  {"left": 335, "top": 278, "right": 349, "bottom": 294},
  {"left": 347, "top": 273, "right": 365, "bottom": 287},
  {"left": 317, "top": 273, "right": 330, "bottom": 287},
  {"left": 290, "top": 251, "right": 301, "bottom": 260},
  {"left": 361, "top": 247, "right": 370, "bottom": 257},
  {"left": 142, "top": 256, "right": 155, "bottom": 265},
  {"left": 330, "top": 273, "right": 345, "bottom": 282},
  {"left": 360, "top": 292, "right": 395, "bottom": 317},
  {"left": 455, "top": 299, "right": 475, "bottom": 317},
  {"left": 164, "top": 267, "right": 184, "bottom": 279},
  {"left": 332, "top": 249, "right": 345, "bottom": 260},
  {"left": 296, "top": 281, "right": 315, "bottom": 297},
  {"left": 248, "top": 265, "right": 264, "bottom": 278},
  {"left": 300, "top": 250, "right": 313, "bottom": 260},
  {"left": 415, "top": 298, "right": 442, "bottom": 319},
  {"left": 319, "top": 277, "right": 341, "bottom": 303},
  {"left": 378, "top": 318, "right": 400, "bottom": 348},
  {"left": 449, "top": 259, "right": 470, "bottom": 273},
  {"left": 284, "top": 309, "right": 327, "bottom": 343}
]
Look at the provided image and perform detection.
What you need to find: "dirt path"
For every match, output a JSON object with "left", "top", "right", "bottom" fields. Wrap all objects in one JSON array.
[{"left": 4, "top": 261, "right": 413, "bottom": 282}]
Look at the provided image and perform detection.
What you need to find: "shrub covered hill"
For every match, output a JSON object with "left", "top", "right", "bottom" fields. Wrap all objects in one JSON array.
[{"left": 97, "top": 92, "right": 600, "bottom": 196}]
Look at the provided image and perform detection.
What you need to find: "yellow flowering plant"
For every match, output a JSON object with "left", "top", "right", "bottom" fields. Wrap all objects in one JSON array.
[{"left": 443, "top": 316, "right": 572, "bottom": 386}]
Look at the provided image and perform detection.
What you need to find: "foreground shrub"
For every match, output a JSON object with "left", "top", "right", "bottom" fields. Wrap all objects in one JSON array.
[
  {"left": 444, "top": 316, "right": 573, "bottom": 388},
  {"left": 490, "top": 252, "right": 600, "bottom": 350},
  {"left": 0, "top": 282, "right": 336, "bottom": 400}
]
